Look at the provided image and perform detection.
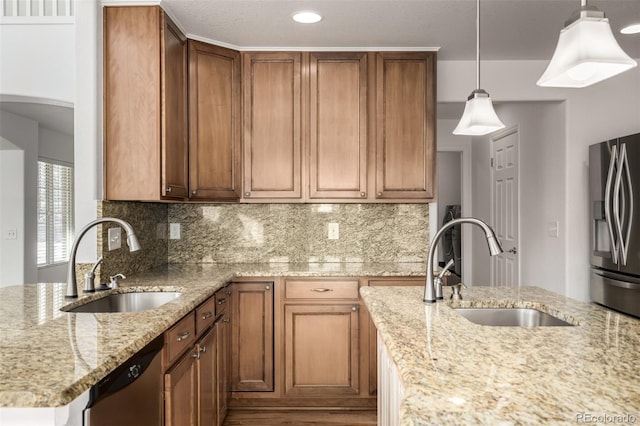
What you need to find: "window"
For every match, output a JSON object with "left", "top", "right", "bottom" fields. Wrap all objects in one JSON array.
[{"left": 37, "top": 161, "right": 73, "bottom": 266}]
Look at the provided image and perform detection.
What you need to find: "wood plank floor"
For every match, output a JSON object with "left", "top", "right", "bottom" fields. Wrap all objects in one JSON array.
[{"left": 223, "top": 409, "right": 377, "bottom": 425}]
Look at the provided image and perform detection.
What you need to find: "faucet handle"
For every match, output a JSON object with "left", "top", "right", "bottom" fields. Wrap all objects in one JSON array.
[{"left": 109, "top": 273, "right": 126, "bottom": 289}]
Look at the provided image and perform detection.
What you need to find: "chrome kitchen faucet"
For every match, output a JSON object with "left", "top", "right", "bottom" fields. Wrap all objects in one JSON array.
[
  {"left": 424, "top": 217, "right": 502, "bottom": 303},
  {"left": 66, "top": 218, "right": 141, "bottom": 298}
]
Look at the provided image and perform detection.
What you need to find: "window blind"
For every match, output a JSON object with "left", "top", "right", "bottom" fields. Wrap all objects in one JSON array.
[{"left": 37, "top": 161, "right": 73, "bottom": 266}]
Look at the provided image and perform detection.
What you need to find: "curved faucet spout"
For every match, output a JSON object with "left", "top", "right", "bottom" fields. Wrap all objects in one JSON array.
[
  {"left": 424, "top": 217, "right": 502, "bottom": 303},
  {"left": 66, "top": 218, "right": 141, "bottom": 298}
]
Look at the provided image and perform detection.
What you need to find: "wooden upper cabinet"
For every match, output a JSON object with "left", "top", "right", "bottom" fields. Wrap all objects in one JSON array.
[
  {"left": 104, "top": 6, "right": 188, "bottom": 201},
  {"left": 188, "top": 41, "right": 241, "bottom": 201},
  {"left": 242, "top": 52, "right": 302, "bottom": 200},
  {"left": 309, "top": 53, "right": 368, "bottom": 199},
  {"left": 375, "top": 52, "right": 436, "bottom": 200}
]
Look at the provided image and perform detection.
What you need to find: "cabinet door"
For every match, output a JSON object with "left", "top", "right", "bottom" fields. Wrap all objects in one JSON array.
[
  {"left": 375, "top": 52, "right": 436, "bottom": 200},
  {"left": 188, "top": 41, "right": 241, "bottom": 200},
  {"left": 104, "top": 6, "right": 161, "bottom": 201},
  {"left": 309, "top": 53, "right": 368, "bottom": 199},
  {"left": 242, "top": 52, "right": 302, "bottom": 200},
  {"left": 161, "top": 12, "right": 189, "bottom": 199},
  {"left": 216, "top": 316, "right": 231, "bottom": 425},
  {"left": 196, "top": 326, "right": 218, "bottom": 426},
  {"left": 165, "top": 347, "right": 198, "bottom": 426},
  {"left": 284, "top": 304, "right": 360, "bottom": 396},
  {"left": 231, "top": 282, "right": 274, "bottom": 391}
]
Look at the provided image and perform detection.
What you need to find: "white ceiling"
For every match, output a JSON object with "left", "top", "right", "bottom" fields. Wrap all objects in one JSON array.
[
  {"left": 160, "top": 0, "right": 640, "bottom": 60},
  {"left": 0, "top": 102, "right": 74, "bottom": 136}
]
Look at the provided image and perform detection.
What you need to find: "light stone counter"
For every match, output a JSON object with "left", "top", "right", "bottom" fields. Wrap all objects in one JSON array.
[
  {"left": 0, "top": 262, "right": 425, "bottom": 408},
  {"left": 360, "top": 285, "right": 640, "bottom": 425}
]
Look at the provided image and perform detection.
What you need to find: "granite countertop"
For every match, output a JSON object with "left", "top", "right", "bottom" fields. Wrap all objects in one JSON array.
[
  {"left": 0, "top": 262, "right": 425, "bottom": 408},
  {"left": 360, "top": 285, "right": 640, "bottom": 425}
]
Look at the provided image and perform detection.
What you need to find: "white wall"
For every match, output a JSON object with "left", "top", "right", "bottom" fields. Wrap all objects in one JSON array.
[
  {"left": 0, "top": 110, "right": 38, "bottom": 285},
  {"left": 0, "top": 24, "right": 74, "bottom": 104},
  {"left": 74, "top": 0, "right": 101, "bottom": 263},
  {"left": 0, "top": 145, "right": 24, "bottom": 287},
  {"left": 441, "top": 60, "right": 640, "bottom": 300}
]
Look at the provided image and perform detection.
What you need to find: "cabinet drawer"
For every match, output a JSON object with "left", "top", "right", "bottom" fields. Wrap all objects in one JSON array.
[
  {"left": 166, "top": 312, "right": 196, "bottom": 366},
  {"left": 368, "top": 278, "right": 424, "bottom": 287},
  {"left": 215, "top": 290, "right": 229, "bottom": 316},
  {"left": 285, "top": 280, "right": 359, "bottom": 300},
  {"left": 195, "top": 296, "right": 216, "bottom": 336}
]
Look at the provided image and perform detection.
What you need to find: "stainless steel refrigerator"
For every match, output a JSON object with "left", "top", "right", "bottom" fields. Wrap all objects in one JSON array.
[{"left": 590, "top": 132, "right": 640, "bottom": 318}]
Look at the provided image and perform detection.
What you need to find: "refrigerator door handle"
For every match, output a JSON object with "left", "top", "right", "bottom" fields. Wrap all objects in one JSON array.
[
  {"left": 605, "top": 144, "right": 619, "bottom": 264},
  {"left": 614, "top": 144, "right": 633, "bottom": 266},
  {"left": 620, "top": 143, "right": 634, "bottom": 265}
]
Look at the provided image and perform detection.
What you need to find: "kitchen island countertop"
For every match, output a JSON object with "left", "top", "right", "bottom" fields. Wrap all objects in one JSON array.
[
  {"left": 360, "top": 285, "right": 640, "bottom": 425},
  {"left": 0, "top": 262, "right": 425, "bottom": 408}
]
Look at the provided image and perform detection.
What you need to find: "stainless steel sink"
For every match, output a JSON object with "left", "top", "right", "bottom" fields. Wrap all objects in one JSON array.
[
  {"left": 63, "top": 291, "right": 182, "bottom": 313},
  {"left": 453, "top": 307, "right": 574, "bottom": 327}
]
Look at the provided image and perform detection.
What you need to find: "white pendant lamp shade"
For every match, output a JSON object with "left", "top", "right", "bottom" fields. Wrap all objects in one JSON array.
[
  {"left": 453, "top": 89, "right": 505, "bottom": 136},
  {"left": 537, "top": 7, "right": 638, "bottom": 88},
  {"left": 453, "top": 0, "right": 505, "bottom": 136}
]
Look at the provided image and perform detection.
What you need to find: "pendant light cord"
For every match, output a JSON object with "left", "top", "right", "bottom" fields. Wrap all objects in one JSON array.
[{"left": 476, "top": 0, "right": 480, "bottom": 90}]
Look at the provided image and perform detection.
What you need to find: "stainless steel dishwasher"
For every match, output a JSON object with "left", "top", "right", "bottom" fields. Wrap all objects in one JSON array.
[{"left": 82, "top": 335, "right": 164, "bottom": 426}]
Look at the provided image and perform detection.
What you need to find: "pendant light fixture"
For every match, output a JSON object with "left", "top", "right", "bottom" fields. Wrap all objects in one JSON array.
[
  {"left": 453, "top": 0, "right": 505, "bottom": 136},
  {"left": 537, "top": 0, "right": 637, "bottom": 88}
]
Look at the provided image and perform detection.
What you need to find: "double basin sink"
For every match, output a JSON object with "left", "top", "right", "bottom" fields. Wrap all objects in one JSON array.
[{"left": 62, "top": 290, "right": 182, "bottom": 313}]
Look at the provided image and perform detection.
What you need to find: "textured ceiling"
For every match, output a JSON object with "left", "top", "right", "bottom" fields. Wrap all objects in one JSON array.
[{"left": 159, "top": 0, "right": 640, "bottom": 60}]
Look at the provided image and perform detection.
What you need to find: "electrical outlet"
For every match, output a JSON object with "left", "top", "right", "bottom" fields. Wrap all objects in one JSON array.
[
  {"left": 5, "top": 229, "right": 17, "bottom": 240},
  {"left": 108, "top": 227, "right": 122, "bottom": 251},
  {"left": 170, "top": 223, "right": 181, "bottom": 240},
  {"left": 328, "top": 223, "right": 339, "bottom": 240}
]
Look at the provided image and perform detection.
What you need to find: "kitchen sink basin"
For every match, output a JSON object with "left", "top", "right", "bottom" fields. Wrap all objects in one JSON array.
[
  {"left": 453, "top": 307, "right": 574, "bottom": 327},
  {"left": 63, "top": 291, "right": 182, "bottom": 313}
]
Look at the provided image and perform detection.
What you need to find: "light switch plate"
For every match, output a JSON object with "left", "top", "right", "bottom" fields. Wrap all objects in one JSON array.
[
  {"left": 328, "top": 223, "right": 339, "bottom": 240},
  {"left": 108, "top": 227, "right": 122, "bottom": 251},
  {"left": 170, "top": 223, "right": 181, "bottom": 240},
  {"left": 547, "top": 221, "right": 559, "bottom": 238}
]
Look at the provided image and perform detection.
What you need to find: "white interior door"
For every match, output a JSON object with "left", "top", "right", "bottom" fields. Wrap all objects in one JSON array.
[{"left": 491, "top": 127, "right": 519, "bottom": 287}]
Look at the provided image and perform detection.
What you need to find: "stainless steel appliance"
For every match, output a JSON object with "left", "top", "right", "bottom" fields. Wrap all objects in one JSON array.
[
  {"left": 589, "top": 133, "right": 640, "bottom": 318},
  {"left": 82, "top": 335, "right": 164, "bottom": 426}
]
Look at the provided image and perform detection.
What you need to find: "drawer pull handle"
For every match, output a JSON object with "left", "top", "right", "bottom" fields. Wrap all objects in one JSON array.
[
  {"left": 177, "top": 331, "right": 191, "bottom": 342},
  {"left": 217, "top": 298, "right": 226, "bottom": 305},
  {"left": 191, "top": 351, "right": 199, "bottom": 359},
  {"left": 312, "top": 288, "right": 333, "bottom": 293},
  {"left": 222, "top": 317, "right": 230, "bottom": 323},
  {"left": 199, "top": 346, "right": 206, "bottom": 354},
  {"left": 201, "top": 312, "right": 213, "bottom": 320}
]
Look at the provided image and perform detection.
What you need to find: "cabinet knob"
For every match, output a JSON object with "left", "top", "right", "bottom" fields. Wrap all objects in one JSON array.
[
  {"left": 192, "top": 190, "right": 197, "bottom": 195},
  {"left": 166, "top": 186, "right": 172, "bottom": 193},
  {"left": 352, "top": 306, "right": 358, "bottom": 312},
  {"left": 244, "top": 192, "right": 251, "bottom": 197},
  {"left": 217, "top": 298, "right": 226, "bottom": 305},
  {"left": 377, "top": 192, "right": 382, "bottom": 197},
  {"left": 223, "top": 317, "right": 230, "bottom": 323},
  {"left": 360, "top": 192, "right": 366, "bottom": 197},
  {"left": 265, "top": 285, "right": 271, "bottom": 291}
]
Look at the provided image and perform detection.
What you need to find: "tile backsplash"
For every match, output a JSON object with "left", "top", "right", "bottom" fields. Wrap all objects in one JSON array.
[
  {"left": 95, "top": 202, "right": 430, "bottom": 278},
  {"left": 168, "top": 203, "right": 429, "bottom": 264}
]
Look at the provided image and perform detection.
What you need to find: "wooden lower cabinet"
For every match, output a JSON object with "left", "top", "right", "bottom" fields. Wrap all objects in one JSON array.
[
  {"left": 164, "top": 291, "right": 230, "bottom": 426},
  {"left": 284, "top": 303, "right": 360, "bottom": 396}
]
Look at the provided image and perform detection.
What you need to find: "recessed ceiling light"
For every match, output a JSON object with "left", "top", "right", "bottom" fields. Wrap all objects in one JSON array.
[
  {"left": 292, "top": 11, "right": 322, "bottom": 24},
  {"left": 621, "top": 23, "right": 640, "bottom": 34}
]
